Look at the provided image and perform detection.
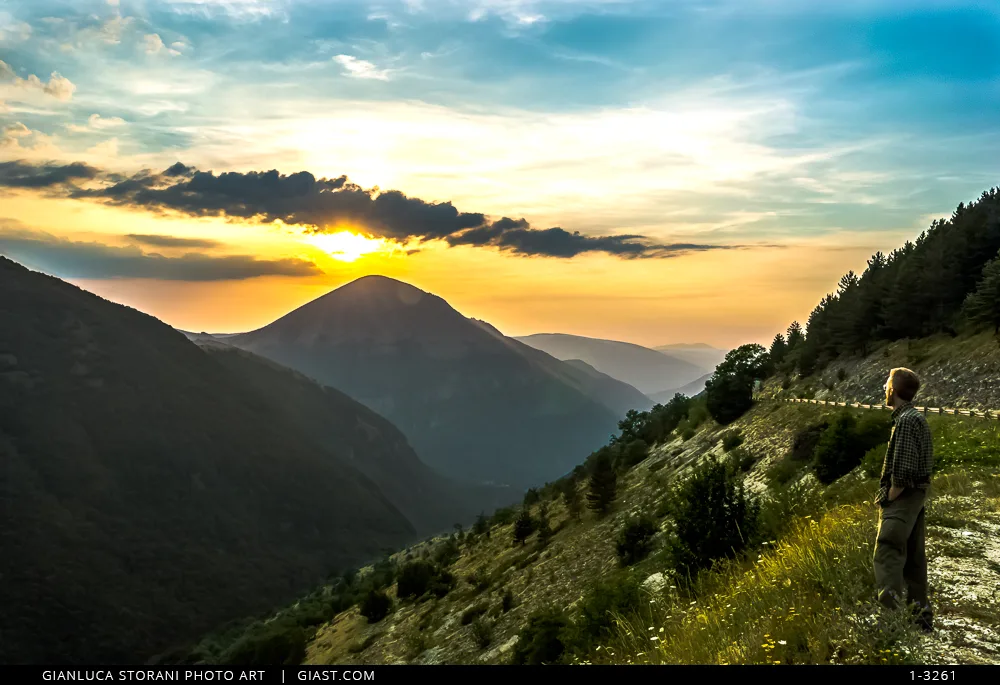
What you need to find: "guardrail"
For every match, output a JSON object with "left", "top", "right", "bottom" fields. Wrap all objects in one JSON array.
[{"left": 759, "top": 397, "right": 1000, "bottom": 420}]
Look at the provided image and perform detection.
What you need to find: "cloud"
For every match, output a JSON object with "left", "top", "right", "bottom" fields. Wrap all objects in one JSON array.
[
  {"left": 3, "top": 122, "right": 32, "bottom": 139},
  {"left": 64, "top": 162, "right": 736, "bottom": 258},
  {"left": 67, "top": 114, "right": 128, "bottom": 133},
  {"left": 0, "top": 60, "right": 13, "bottom": 80},
  {"left": 126, "top": 233, "right": 221, "bottom": 248},
  {"left": 6, "top": 70, "right": 77, "bottom": 101},
  {"left": 144, "top": 33, "right": 181, "bottom": 56},
  {"left": 0, "top": 160, "right": 101, "bottom": 188},
  {"left": 334, "top": 55, "right": 391, "bottom": 81},
  {"left": 0, "top": 14, "right": 32, "bottom": 43},
  {"left": 0, "top": 226, "right": 321, "bottom": 281}
]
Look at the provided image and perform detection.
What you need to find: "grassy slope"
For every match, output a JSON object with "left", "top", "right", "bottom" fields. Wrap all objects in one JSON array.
[{"left": 218, "top": 334, "right": 1000, "bottom": 666}]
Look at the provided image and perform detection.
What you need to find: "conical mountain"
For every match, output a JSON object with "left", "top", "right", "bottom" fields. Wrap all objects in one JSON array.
[{"left": 229, "top": 276, "right": 643, "bottom": 489}]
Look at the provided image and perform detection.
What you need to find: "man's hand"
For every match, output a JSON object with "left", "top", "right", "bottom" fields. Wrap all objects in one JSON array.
[{"left": 888, "top": 485, "right": 905, "bottom": 501}]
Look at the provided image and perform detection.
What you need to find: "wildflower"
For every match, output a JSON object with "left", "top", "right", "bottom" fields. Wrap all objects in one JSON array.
[{"left": 778, "top": 640, "right": 787, "bottom": 645}]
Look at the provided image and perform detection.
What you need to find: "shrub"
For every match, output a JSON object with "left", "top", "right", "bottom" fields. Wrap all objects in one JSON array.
[
  {"left": 565, "top": 573, "right": 641, "bottom": 655},
  {"left": 429, "top": 569, "right": 455, "bottom": 598},
  {"left": 586, "top": 450, "right": 617, "bottom": 515},
  {"left": 470, "top": 618, "right": 493, "bottom": 650},
  {"left": 730, "top": 447, "right": 756, "bottom": 473},
  {"left": 721, "top": 431, "right": 744, "bottom": 452},
  {"left": 813, "top": 412, "right": 891, "bottom": 485},
  {"left": 616, "top": 439, "right": 650, "bottom": 470},
  {"left": 218, "top": 620, "right": 307, "bottom": 666},
  {"left": 501, "top": 589, "right": 515, "bottom": 613},
  {"left": 433, "top": 537, "right": 460, "bottom": 567},
  {"left": 472, "top": 512, "right": 490, "bottom": 537},
  {"left": 862, "top": 443, "right": 888, "bottom": 479},
  {"left": 837, "top": 367, "right": 847, "bottom": 382},
  {"left": 615, "top": 515, "right": 658, "bottom": 566},
  {"left": 523, "top": 488, "right": 541, "bottom": 507},
  {"left": 359, "top": 589, "right": 392, "bottom": 623},
  {"left": 491, "top": 506, "right": 517, "bottom": 526},
  {"left": 511, "top": 609, "right": 570, "bottom": 665},
  {"left": 397, "top": 560, "right": 454, "bottom": 600},
  {"left": 665, "top": 456, "right": 759, "bottom": 580},
  {"left": 681, "top": 427, "right": 696, "bottom": 441},
  {"left": 536, "top": 515, "right": 553, "bottom": 548},
  {"left": 461, "top": 603, "right": 488, "bottom": 626},
  {"left": 790, "top": 421, "right": 830, "bottom": 462},
  {"left": 513, "top": 509, "right": 535, "bottom": 545},
  {"left": 467, "top": 568, "right": 490, "bottom": 594}
]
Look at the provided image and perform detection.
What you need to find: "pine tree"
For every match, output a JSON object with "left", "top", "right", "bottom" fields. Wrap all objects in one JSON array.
[
  {"left": 536, "top": 515, "right": 553, "bottom": 547},
  {"left": 512, "top": 509, "right": 535, "bottom": 546},
  {"left": 964, "top": 252, "right": 1000, "bottom": 334},
  {"left": 586, "top": 451, "right": 617, "bottom": 516},
  {"left": 769, "top": 333, "right": 787, "bottom": 366},
  {"left": 563, "top": 481, "right": 582, "bottom": 520},
  {"left": 786, "top": 321, "right": 804, "bottom": 350}
]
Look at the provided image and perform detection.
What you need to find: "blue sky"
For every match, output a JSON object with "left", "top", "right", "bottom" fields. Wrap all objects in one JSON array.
[{"left": 1, "top": 0, "right": 999, "bottom": 344}]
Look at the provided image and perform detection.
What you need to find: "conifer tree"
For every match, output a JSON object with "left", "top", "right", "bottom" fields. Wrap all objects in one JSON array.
[
  {"left": 586, "top": 451, "right": 617, "bottom": 516},
  {"left": 563, "top": 482, "right": 582, "bottom": 520},
  {"left": 513, "top": 508, "right": 535, "bottom": 546},
  {"left": 964, "top": 253, "right": 1000, "bottom": 334}
]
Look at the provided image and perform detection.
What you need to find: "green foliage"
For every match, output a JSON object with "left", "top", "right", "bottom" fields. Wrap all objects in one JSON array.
[
  {"left": 861, "top": 443, "right": 888, "bottom": 479},
  {"left": 472, "top": 512, "right": 490, "bottom": 537},
  {"left": 432, "top": 537, "right": 461, "bottom": 567},
  {"left": 963, "top": 251, "right": 1000, "bottom": 334},
  {"left": 664, "top": 456, "right": 759, "bottom": 580},
  {"left": 511, "top": 608, "right": 571, "bottom": 665},
  {"left": 470, "top": 617, "right": 493, "bottom": 650},
  {"left": 812, "top": 412, "right": 891, "bottom": 485},
  {"left": 705, "top": 344, "right": 770, "bottom": 424},
  {"left": 586, "top": 450, "right": 617, "bottom": 516},
  {"left": 681, "top": 427, "right": 696, "bottom": 441},
  {"left": 491, "top": 506, "right": 517, "bottom": 527},
  {"left": 536, "top": 515, "right": 553, "bottom": 547},
  {"left": 217, "top": 620, "right": 307, "bottom": 666},
  {"left": 790, "top": 421, "right": 830, "bottom": 462},
  {"left": 721, "top": 430, "right": 744, "bottom": 452},
  {"left": 523, "top": 488, "right": 541, "bottom": 507},
  {"left": 359, "top": 589, "right": 392, "bottom": 623},
  {"left": 730, "top": 447, "right": 757, "bottom": 473},
  {"left": 563, "top": 481, "right": 582, "bottom": 520},
  {"left": 564, "top": 573, "right": 642, "bottom": 655},
  {"left": 501, "top": 589, "right": 515, "bottom": 613},
  {"left": 396, "top": 560, "right": 454, "bottom": 600},
  {"left": 616, "top": 438, "right": 650, "bottom": 470},
  {"left": 513, "top": 509, "right": 536, "bottom": 545},
  {"left": 615, "top": 515, "right": 658, "bottom": 566}
]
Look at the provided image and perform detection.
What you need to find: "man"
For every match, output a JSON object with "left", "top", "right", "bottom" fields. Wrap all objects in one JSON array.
[{"left": 874, "top": 367, "right": 934, "bottom": 632}]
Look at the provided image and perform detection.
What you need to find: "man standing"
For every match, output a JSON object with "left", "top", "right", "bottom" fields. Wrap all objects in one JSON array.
[{"left": 874, "top": 367, "right": 934, "bottom": 632}]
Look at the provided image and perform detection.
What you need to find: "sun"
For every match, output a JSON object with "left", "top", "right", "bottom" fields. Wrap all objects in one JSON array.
[{"left": 304, "top": 230, "right": 386, "bottom": 262}]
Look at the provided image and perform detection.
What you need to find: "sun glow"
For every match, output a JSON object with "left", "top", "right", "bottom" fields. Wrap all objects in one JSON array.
[{"left": 304, "top": 230, "right": 386, "bottom": 262}]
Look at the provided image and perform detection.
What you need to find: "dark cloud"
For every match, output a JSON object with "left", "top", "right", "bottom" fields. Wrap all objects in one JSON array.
[
  {"left": 0, "top": 160, "right": 100, "bottom": 188},
  {"left": 14, "top": 160, "right": 742, "bottom": 259},
  {"left": 0, "top": 227, "right": 321, "bottom": 281},
  {"left": 126, "top": 233, "right": 220, "bottom": 249}
]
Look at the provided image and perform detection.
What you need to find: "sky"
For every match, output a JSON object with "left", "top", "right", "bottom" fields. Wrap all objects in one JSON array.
[{"left": 1, "top": 0, "right": 998, "bottom": 348}]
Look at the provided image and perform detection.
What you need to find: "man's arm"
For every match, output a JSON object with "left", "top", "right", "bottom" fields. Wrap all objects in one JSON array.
[{"left": 890, "top": 416, "right": 924, "bottom": 493}]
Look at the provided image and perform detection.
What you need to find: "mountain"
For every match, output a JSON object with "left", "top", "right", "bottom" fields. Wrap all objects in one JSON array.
[
  {"left": 0, "top": 257, "right": 426, "bottom": 664},
  {"left": 654, "top": 343, "right": 729, "bottom": 372},
  {"left": 648, "top": 372, "right": 713, "bottom": 403},
  {"left": 227, "top": 276, "right": 630, "bottom": 490},
  {"left": 560, "top": 359, "right": 654, "bottom": 412},
  {"left": 515, "top": 333, "right": 705, "bottom": 396}
]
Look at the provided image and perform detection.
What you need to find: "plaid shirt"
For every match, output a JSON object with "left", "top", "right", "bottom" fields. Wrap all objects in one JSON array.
[{"left": 877, "top": 401, "right": 933, "bottom": 506}]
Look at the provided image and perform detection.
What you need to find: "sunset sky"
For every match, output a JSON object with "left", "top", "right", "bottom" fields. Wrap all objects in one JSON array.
[{"left": 1, "top": 0, "right": 998, "bottom": 348}]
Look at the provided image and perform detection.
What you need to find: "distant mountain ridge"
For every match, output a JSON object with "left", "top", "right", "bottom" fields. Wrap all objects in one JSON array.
[
  {"left": 654, "top": 343, "right": 729, "bottom": 372},
  {"left": 0, "top": 257, "right": 430, "bottom": 664},
  {"left": 226, "top": 276, "right": 645, "bottom": 490},
  {"left": 515, "top": 333, "right": 705, "bottom": 396}
]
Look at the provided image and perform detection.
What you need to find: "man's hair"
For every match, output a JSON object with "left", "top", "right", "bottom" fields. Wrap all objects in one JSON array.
[{"left": 889, "top": 367, "right": 921, "bottom": 402}]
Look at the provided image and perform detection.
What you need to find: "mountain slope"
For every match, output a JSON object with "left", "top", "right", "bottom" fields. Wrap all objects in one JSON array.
[
  {"left": 560, "top": 359, "right": 653, "bottom": 413},
  {"left": 515, "top": 333, "right": 705, "bottom": 395},
  {"left": 191, "top": 337, "right": 509, "bottom": 533},
  {"left": 227, "top": 276, "right": 625, "bottom": 489},
  {"left": 0, "top": 257, "right": 418, "bottom": 664},
  {"left": 648, "top": 372, "right": 713, "bottom": 403},
  {"left": 654, "top": 343, "right": 729, "bottom": 373}
]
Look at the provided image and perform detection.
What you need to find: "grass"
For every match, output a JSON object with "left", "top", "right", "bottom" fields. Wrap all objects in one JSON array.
[{"left": 594, "top": 504, "right": 921, "bottom": 665}]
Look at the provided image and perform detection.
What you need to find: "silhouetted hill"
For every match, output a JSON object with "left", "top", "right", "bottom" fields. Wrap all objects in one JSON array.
[
  {"left": 188, "top": 337, "right": 510, "bottom": 532},
  {"left": 560, "top": 359, "right": 653, "bottom": 412},
  {"left": 515, "top": 333, "right": 705, "bottom": 395},
  {"left": 228, "top": 276, "right": 625, "bottom": 489},
  {"left": 654, "top": 343, "right": 729, "bottom": 373},
  {"left": 0, "top": 258, "right": 420, "bottom": 665},
  {"left": 648, "top": 372, "right": 713, "bottom": 403}
]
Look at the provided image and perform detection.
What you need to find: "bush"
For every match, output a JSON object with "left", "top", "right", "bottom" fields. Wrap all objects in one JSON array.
[
  {"left": 721, "top": 431, "right": 744, "bottom": 452},
  {"left": 359, "top": 589, "right": 392, "bottom": 623},
  {"left": 501, "top": 589, "right": 515, "bottom": 613},
  {"left": 813, "top": 412, "right": 891, "bottom": 485},
  {"left": 665, "top": 456, "right": 759, "bottom": 580},
  {"left": 730, "top": 447, "right": 756, "bottom": 473},
  {"left": 862, "top": 443, "right": 888, "bottom": 479},
  {"left": 217, "top": 620, "right": 307, "bottom": 666},
  {"left": 470, "top": 618, "right": 493, "bottom": 649},
  {"left": 432, "top": 537, "right": 460, "bottom": 567},
  {"left": 523, "top": 488, "right": 541, "bottom": 507},
  {"left": 511, "top": 609, "right": 570, "bottom": 665},
  {"left": 586, "top": 450, "right": 617, "bottom": 516},
  {"left": 565, "top": 574, "right": 641, "bottom": 655},
  {"left": 615, "top": 515, "right": 658, "bottom": 566},
  {"left": 616, "top": 439, "right": 650, "bottom": 470},
  {"left": 513, "top": 509, "right": 536, "bottom": 545},
  {"left": 536, "top": 515, "right": 553, "bottom": 548},
  {"left": 790, "top": 421, "right": 830, "bottom": 462},
  {"left": 491, "top": 507, "right": 517, "bottom": 526},
  {"left": 397, "top": 560, "right": 454, "bottom": 600},
  {"left": 429, "top": 569, "right": 456, "bottom": 598},
  {"left": 681, "top": 427, "right": 696, "bottom": 441},
  {"left": 837, "top": 367, "right": 847, "bottom": 382}
]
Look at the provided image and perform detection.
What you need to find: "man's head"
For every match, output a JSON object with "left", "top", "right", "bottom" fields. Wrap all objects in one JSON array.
[{"left": 885, "top": 367, "right": 920, "bottom": 407}]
